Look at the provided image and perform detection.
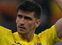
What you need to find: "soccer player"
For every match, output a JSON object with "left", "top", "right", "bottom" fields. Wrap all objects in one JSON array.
[
  {"left": 0, "top": 0, "right": 62, "bottom": 45},
  {"left": 13, "top": 1, "right": 42, "bottom": 45},
  {"left": 0, "top": 1, "right": 42, "bottom": 45}
]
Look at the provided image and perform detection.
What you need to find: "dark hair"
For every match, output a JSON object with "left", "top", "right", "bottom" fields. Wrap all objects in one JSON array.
[{"left": 17, "top": 1, "right": 42, "bottom": 19}]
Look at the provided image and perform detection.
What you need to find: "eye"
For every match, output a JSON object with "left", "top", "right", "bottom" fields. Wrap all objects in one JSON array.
[
  {"left": 24, "top": 16, "right": 32, "bottom": 20},
  {"left": 17, "top": 15, "right": 23, "bottom": 19}
]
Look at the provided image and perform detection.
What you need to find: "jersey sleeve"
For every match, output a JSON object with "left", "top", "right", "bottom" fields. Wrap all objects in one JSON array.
[{"left": 38, "top": 25, "right": 57, "bottom": 45}]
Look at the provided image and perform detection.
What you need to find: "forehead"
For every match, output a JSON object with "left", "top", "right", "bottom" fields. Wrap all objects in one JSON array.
[{"left": 17, "top": 10, "right": 35, "bottom": 17}]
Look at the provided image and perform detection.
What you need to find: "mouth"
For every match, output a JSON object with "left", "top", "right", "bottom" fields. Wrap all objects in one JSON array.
[{"left": 18, "top": 26, "right": 26, "bottom": 29}]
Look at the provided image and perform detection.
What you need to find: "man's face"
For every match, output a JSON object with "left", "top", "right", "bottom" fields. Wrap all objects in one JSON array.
[{"left": 16, "top": 10, "right": 40, "bottom": 34}]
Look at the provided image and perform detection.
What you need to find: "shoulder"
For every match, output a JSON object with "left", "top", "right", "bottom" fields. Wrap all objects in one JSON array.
[
  {"left": 0, "top": 26, "right": 13, "bottom": 36},
  {"left": 0, "top": 26, "right": 12, "bottom": 33},
  {"left": 0, "top": 26, "right": 13, "bottom": 37},
  {"left": 0, "top": 26, "right": 15, "bottom": 45}
]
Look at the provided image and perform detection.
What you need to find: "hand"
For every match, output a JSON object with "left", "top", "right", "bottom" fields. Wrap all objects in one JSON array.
[{"left": 55, "top": 18, "right": 62, "bottom": 38}]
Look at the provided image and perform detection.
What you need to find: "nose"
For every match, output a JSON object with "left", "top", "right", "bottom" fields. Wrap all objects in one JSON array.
[{"left": 19, "top": 18, "right": 25, "bottom": 26}]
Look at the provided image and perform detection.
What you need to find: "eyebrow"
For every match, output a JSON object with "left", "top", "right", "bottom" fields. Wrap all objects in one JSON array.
[{"left": 17, "top": 14, "right": 33, "bottom": 20}]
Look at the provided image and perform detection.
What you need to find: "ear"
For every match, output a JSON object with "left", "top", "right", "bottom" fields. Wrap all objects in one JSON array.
[{"left": 35, "top": 19, "right": 41, "bottom": 27}]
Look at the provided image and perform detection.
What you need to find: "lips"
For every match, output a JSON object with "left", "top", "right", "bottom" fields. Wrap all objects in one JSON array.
[{"left": 18, "top": 26, "right": 26, "bottom": 29}]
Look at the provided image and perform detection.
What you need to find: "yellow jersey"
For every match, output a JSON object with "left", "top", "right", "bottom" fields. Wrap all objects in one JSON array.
[
  {"left": 0, "top": 26, "right": 15, "bottom": 45},
  {"left": 0, "top": 25, "right": 62, "bottom": 45},
  {"left": 38, "top": 25, "right": 62, "bottom": 45},
  {"left": 0, "top": 26, "right": 41, "bottom": 45},
  {"left": 13, "top": 32, "right": 40, "bottom": 45}
]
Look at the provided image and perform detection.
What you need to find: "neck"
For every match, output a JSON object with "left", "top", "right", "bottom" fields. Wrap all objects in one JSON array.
[{"left": 18, "top": 31, "right": 34, "bottom": 42}]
